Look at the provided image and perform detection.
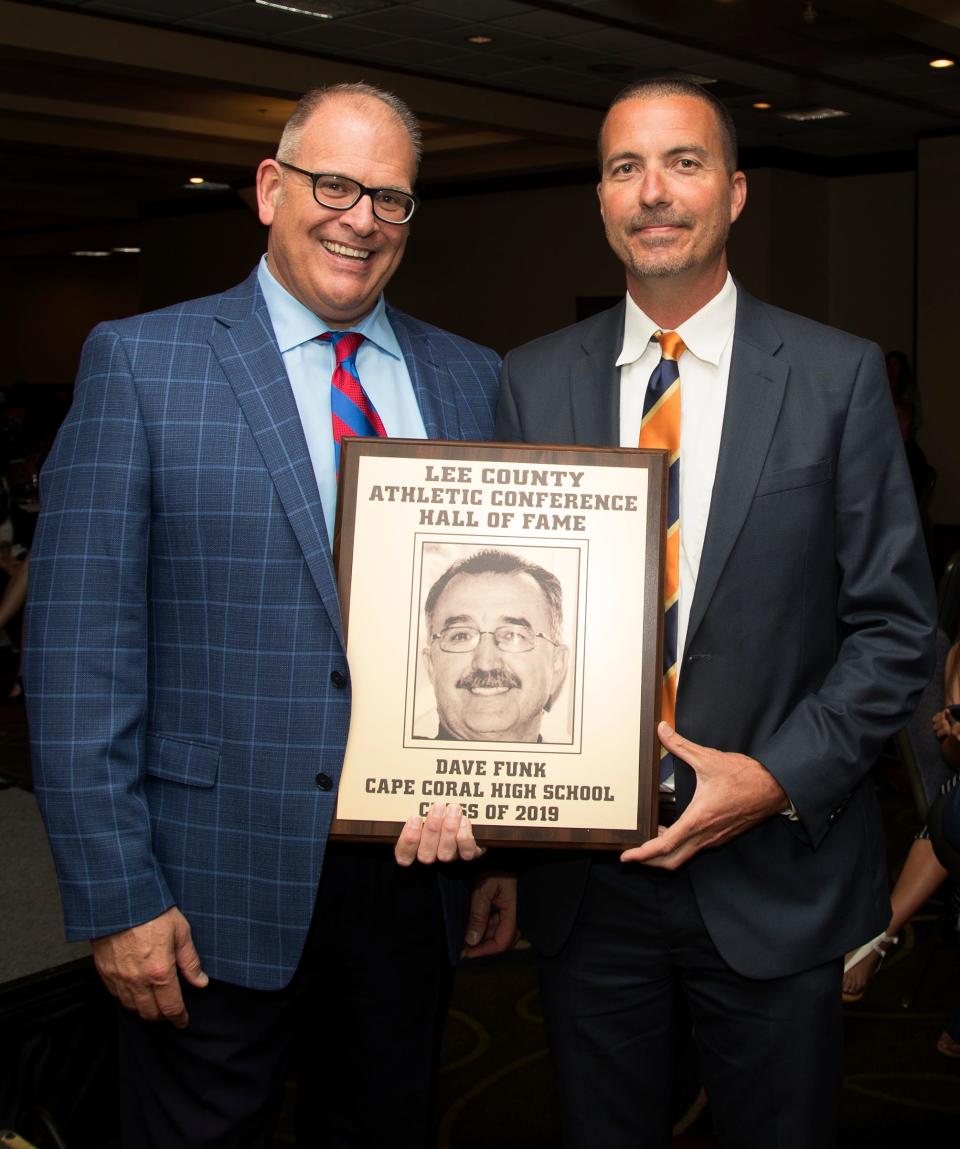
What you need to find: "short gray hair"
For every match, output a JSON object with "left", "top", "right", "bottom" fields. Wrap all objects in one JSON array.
[
  {"left": 276, "top": 82, "right": 422, "bottom": 174},
  {"left": 425, "top": 549, "right": 563, "bottom": 641}
]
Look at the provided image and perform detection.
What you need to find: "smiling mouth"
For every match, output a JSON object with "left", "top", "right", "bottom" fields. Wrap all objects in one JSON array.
[
  {"left": 630, "top": 215, "right": 689, "bottom": 233},
  {"left": 322, "top": 239, "right": 370, "bottom": 261},
  {"left": 468, "top": 685, "right": 512, "bottom": 696}
]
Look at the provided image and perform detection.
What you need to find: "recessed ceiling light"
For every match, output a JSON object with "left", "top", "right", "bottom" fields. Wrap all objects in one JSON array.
[
  {"left": 467, "top": 34, "right": 494, "bottom": 45},
  {"left": 929, "top": 57, "right": 955, "bottom": 69},
  {"left": 71, "top": 250, "right": 111, "bottom": 258},
  {"left": 254, "top": 1, "right": 334, "bottom": 18},
  {"left": 184, "top": 180, "right": 232, "bottom": 191},
  {"left": 778, "top": 106, "right": 848, "bottom": 122},
  {"left": 112, "top": 247, "right": 142, "bottom": 254},
  {"left": 753, "top": 101, "right": 772, "bottom": 110}
]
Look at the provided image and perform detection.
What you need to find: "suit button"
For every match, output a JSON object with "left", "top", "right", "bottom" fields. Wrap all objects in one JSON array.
[
  {"left": 315, "top": 772, "right": 333, "bottom": 791},
  {"left": 330, "top": 670, "right": 347, "bottom": 689}
]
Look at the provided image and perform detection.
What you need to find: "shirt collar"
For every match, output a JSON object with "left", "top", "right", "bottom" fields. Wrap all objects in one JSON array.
[
  {"left": 256, "top": 253, "right": 401, "bottom": 359},
  {"left": 616, "top": 272, "right": 737, "bottom": 367}
]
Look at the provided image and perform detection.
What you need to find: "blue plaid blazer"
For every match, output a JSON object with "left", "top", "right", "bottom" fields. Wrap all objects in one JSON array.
[{"left": 24, "top": 270, "right": 500, "bottom": 989}]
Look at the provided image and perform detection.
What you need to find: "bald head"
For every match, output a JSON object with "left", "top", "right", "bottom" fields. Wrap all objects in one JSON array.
[{"left": 277, "top": 82, "right": 423, "bottom": 176}]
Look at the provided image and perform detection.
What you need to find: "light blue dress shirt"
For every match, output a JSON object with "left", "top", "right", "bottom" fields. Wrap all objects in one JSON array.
[{"left": 257, "top": 254, "right": 427, "bottom": 546}]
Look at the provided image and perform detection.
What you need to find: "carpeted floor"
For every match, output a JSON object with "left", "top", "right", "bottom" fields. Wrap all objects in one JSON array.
[{"left": 2, "top": 692, "right": 958, "bottom": 1148}]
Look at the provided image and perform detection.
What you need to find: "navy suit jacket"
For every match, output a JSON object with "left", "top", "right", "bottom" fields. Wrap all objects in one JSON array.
[
  {"left": 497, "top": 286, "right": 936, "bottom": 979},
  {"left": 25, "top": 270, "right": 500, "bottom": 989}
]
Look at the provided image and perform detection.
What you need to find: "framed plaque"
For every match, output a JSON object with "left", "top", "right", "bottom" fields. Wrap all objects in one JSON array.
[{"left": 330, "top": 439, "right": 667, "bottom": 848}]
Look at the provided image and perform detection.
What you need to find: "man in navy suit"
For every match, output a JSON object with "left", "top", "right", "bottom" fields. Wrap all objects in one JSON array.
[
  {"left": 415, "top": 78, "right": 936, "bottom": 1147},
  {"left": 25, "top": 83, "right": 500, "bottom": 1148}
]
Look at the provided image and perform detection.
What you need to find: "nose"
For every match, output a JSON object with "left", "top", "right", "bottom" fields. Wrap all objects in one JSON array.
[
  {"left": 638, "top": 166, "right": 670, "bottom": 208},
  {"left": 471, "top": 632, "right": 504, "bottom": 671},
  {"left": 337, "top": 191, "right": 378, "bottom": 235}
]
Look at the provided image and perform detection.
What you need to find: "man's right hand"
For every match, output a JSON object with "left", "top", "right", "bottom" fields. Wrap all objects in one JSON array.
[
  {"left": 394, "top": 802, "right": 486, "bottom": 865},
  {"left": 91, "top": 906, "right": 209, "bottom": 1028}
]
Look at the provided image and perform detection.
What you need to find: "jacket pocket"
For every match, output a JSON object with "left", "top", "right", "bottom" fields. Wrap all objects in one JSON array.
[
  {"left": 145, "top": 733, "right": 220, "bottom": 787},
  {"left": 755, "top": 458, "right": 832, "bottom": 498}
]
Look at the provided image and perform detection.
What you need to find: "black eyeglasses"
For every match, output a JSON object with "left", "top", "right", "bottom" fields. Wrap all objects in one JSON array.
[{"left": 276, "top": 162, "right": 418, "bottom": 224}]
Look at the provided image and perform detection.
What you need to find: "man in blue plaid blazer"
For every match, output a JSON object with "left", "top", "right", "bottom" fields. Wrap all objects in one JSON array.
[{"left": 25, "top": 83, "right": 500, "bottom": 1148}]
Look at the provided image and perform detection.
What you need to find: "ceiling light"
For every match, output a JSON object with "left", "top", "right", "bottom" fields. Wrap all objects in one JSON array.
[
  {"left": 929, "top": 57, "right": 955, "bottom": 69},
  {"left": 753, "top": 101, "right": 772, "bottom": 110},
  {"left": 467, "top": 35, "right": 494, "bottom": 45},
  {"left": 778, "top": 106, "right": 849, "bottom": 122},
  {"left": 183, "top": 180, "right": 232, "bottom": 191},
  {"left": 112, "top": 247, "right": 142, "bottom": 254},
  {"left": 72, "top": 251, "right": 111, "bottom": 258},
  {"left": 254, "top": 1, "right": 334, "bottom": 18}
]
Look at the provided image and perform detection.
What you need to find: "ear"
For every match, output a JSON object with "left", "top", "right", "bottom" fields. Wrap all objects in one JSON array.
[
  {"left": 596, "top": 180, "right": 606, "bottom": 223},
  {"left": 729, "top": 170, "right": 747, "bottom": 224},
  {"left": 256, "top": 159, "right": 283, "bottom": 226},
  {"left": 421, "top": 647, "right": 436, "bottom": 686},
  {"left": 547, "top": 643, "right": 570, "bottom": 711}
]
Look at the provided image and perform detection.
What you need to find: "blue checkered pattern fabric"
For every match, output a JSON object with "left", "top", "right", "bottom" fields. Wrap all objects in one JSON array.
[{"left": 23, "top": 270, "right": 499, "bottom": 989}]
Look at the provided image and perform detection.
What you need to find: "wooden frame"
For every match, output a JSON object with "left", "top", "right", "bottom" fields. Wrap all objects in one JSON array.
[{"left": 331, "top": 438, "right": 667, "bottom": 848}]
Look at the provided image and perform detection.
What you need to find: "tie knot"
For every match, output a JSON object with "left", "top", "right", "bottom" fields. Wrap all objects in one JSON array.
[
  {"left": 654, "top": 330, "right": 685, "bottom": 362},
  {"left": 319, "top": 330, "right": 365, "bottom": 363}
]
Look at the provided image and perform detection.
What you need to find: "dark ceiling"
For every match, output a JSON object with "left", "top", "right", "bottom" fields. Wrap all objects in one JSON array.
[{"left": 4, "top": 0, "right": 960, "bottom": 248}]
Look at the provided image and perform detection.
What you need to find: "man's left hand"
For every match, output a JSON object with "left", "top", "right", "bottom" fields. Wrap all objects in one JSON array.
[
  {"left": 463, "top": 873, "right": 519, "bottom": 958},
  {"left": 620, "top": 722, "right": 789, "bottom": 869}
]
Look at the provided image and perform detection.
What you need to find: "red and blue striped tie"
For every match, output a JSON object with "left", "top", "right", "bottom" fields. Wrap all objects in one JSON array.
[{"left": 319, "top": 331, "right": 386, "bottom": 472}]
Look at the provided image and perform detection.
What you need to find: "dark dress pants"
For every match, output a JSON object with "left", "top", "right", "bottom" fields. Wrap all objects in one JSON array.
[
  {"left": 537, "top": 859, "right": 843, "bottom": 1149},
  {"left": 117, "top": 844, "right": 453, "bottom": 1149}
]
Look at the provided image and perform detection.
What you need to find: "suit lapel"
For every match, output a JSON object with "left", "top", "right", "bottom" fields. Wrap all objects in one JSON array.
[
  {"left": 570, "top": 302, "right": 624, "bottom": 447},
  {"left": 210, "top": 274, "right": 345, "bottom": 646},
  {"left": 684, "top": 290, "right": 788, "bottom": 652},
  {"left": 388, "top": 307, "right": 455, "bottom": 439}
]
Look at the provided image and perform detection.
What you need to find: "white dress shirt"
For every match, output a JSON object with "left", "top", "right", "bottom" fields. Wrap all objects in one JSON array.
[{"left": 618, "top": 273, "right": 737, "bottom": 678}]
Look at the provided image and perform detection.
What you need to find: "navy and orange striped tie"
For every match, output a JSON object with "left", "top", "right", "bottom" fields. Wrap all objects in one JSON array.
[
  {"left": 319, "top": 331, "right": 386, "bottom": 472},
  {"left": 639, "top": 330, "right": 685, "bottom": 782}
]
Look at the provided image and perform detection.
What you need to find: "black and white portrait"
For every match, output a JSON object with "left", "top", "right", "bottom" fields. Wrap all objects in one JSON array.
[{"left": 411, "top": 543, "right": 580, "bottom": 744}]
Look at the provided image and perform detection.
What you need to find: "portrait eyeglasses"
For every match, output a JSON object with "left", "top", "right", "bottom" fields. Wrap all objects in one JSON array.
[
  {"left": 276, "top": 162, "right": 418, "bottom": 224},
  {"left": 432, "top": 625, "right": 560, "bottom": 654}
]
